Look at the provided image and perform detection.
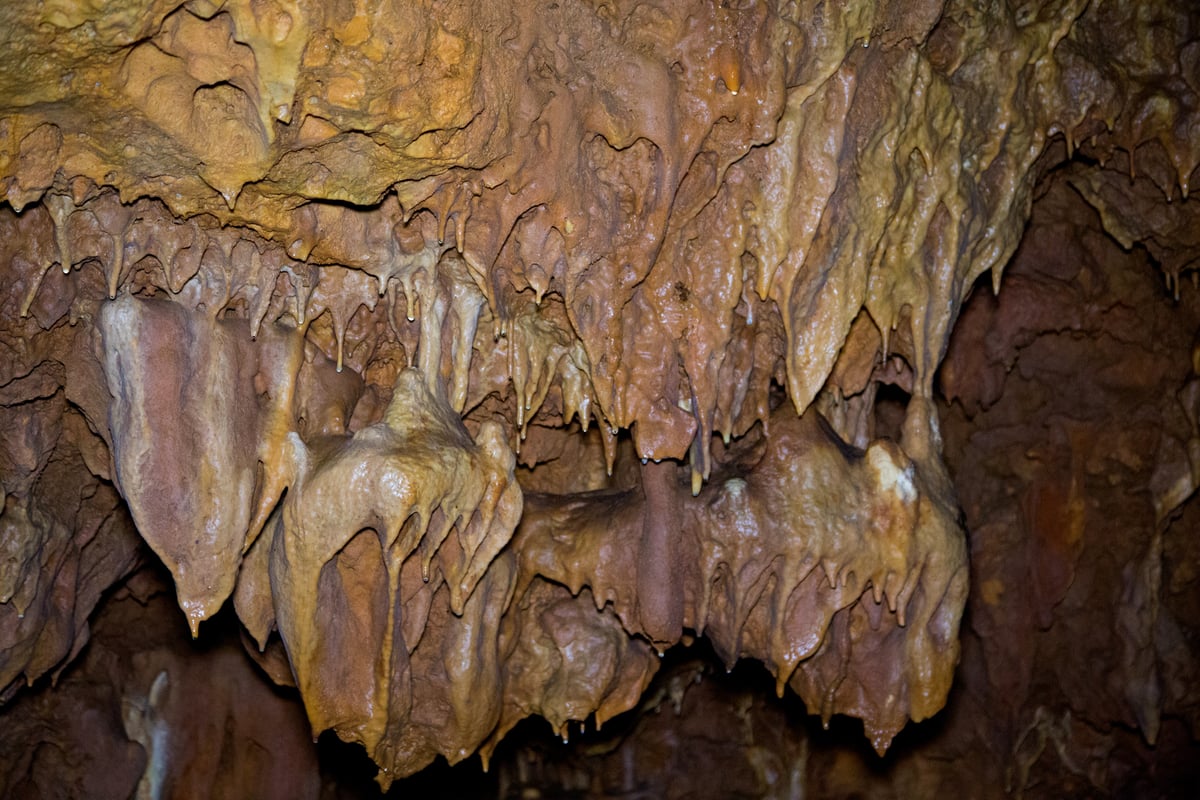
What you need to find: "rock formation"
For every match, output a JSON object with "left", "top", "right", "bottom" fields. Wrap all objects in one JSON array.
[{"left": 0, "top": 0, "right": 1197, "bottom": 796}]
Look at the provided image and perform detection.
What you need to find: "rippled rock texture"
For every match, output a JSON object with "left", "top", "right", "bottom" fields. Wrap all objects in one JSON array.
[{"left": 0, "top": 0, "right": 1197, "bottom": 795}]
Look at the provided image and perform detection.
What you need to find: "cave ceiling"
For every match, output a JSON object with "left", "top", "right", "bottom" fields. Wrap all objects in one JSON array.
[{"left": 0, "top": 0, "right": 1198, "bottom": 794}]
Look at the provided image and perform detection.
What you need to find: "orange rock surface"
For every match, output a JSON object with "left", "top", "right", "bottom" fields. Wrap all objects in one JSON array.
[{"left": 0, "top": 0, "right": 1197, "bottom": 794}]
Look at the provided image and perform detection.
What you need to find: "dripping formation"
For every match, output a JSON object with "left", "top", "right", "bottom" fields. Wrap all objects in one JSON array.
[{"left": 0, "top": 0, "right": 1198, "bottom": 796}]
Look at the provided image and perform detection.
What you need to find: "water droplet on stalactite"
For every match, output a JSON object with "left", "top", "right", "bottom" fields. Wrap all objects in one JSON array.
[{"left": 45, "top": 193, "right": 76, "bottom": 276}]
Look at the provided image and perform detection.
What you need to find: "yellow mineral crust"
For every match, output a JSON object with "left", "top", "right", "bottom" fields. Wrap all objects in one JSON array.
[{"left": 0, "top": 0, "right": 1196, "bottom": 785}]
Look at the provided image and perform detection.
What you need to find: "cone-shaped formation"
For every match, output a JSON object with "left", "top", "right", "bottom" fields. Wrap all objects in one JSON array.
[
  {"left": 1, "top": 0, "right": 1198, "bottom": 789},
  {"left": 269, "top": 368, "right": 523, "bottom": 775},
  {"left": 513, "top": 407, "right": 968, "bottom": 754}
]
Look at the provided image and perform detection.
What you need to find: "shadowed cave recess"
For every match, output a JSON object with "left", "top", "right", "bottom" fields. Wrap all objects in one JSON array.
[{"left": 0, "top": 0, "right": 1198, "bottom": 797}]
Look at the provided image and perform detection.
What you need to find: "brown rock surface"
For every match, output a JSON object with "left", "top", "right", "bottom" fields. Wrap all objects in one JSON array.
[
  {"left": 0, "top": 568, "right": 321, "bottom": 800},
  {"left": 0, "top": 0, "right": 1197, "bottom": 795}
]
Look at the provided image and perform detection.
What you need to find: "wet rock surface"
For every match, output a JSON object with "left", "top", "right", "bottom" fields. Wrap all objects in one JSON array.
[{"left": 0, "top": 0, "right": 1197, "bottom": 796}]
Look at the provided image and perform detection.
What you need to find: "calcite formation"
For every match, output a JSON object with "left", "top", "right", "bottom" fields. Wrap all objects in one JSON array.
[{"left": 0, "top": 0, "right": 1197, "bottom": 793}]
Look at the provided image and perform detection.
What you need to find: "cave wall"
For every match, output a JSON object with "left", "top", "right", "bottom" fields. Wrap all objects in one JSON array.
[{"left": 0, "top": 0, "right": 1198, "bottom": 796}]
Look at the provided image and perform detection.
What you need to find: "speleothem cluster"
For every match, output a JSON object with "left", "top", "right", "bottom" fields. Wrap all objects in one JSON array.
[{"left": 1, "top": 0, "right": 1197, "bottom": 793}]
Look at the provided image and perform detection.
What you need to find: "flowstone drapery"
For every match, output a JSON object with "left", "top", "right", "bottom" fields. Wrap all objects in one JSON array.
[{"left": 1, "top": 0, "right": 1198, "bottom": 793}]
